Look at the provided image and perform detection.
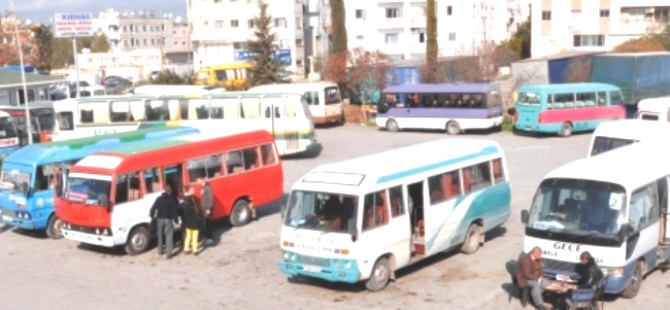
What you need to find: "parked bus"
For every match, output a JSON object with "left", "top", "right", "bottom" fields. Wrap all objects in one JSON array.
[
  {"left": 280, "top": 139, "right": 511, "bottom": 291},
  {"left": 0, "top": 111, "right": 21, "bottom": 157},
  {"left": 635, "top": 97, "right": 670, "bottom": 122},
  {"left": 248, "top": 82, "right": 344, "bottom": 125},
  {"left": 0, "top": 101, "right": 56, "bottom": 145},
  {"left": 520, "top": 142, "right": 670, "bottom": 298},
  {"left": 194, "top": 62, "right": 253, "bottom": 90},
  {"left": 0, "top": 127, "right": 199, "bottom": 238},
  {"left": 51, "top": 92, "right": 319, "bottom": 156},
  {"left": 588, "top": 119, "right": 670, "bottom": 157},
  {"left": 129, "top": 84, "right": 226, "bottom": 96},
  {"left": 514, "top": 83, "right": 626, "bottom": 137},
  {"left": 56, "top": 130, "right": 284, "bottom": 255},
  {"left": 375, "top": 83, "right": 504, "bottom": 135}
]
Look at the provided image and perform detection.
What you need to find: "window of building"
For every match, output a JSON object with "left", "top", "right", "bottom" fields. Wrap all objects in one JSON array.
[
  {"left": 385, "top": 33, "right": 399, "bottom": 43},
  {"left": 231, "top": 19, "right": 239, "bottom": 28},
  {"left": 419, "top": 32, "right": 425, "bottom": 43},
  {"left": 296, "top": 17, "right": 302, "bottom": 29},
  {"left": 355, "top": 9, "right": 365, "bottom": 19},
  {"left": 248, "top": 19, "right": 255, "bottom": 28},
  {"left": 447, "top": 5, "right": 452, "bottom": 15},
  {"left": 448, "top": 32, "right": 456, "bottom": 41},
  {"left": 295, "top": 38, "right": 303, "bottom": 47},
  {"left": 573, "top": 34, "right": 605, "bottom": 47},
  {"left": 542, "top": 11, "right": 551, "bottom": 21},
  {"left": 215, "top": 20, "right": 224, "bottom": 28},
  {"left": 655, "top": 7, "right": 669, "bottom": 22},
  {"left": 385, "top": 7, "right": 400, "bottom": 18},
  {"left": 599, "top": 10, "right": 610, "bottom": 18},
  {"left": 274, "top": 18, "right": 287, "bottom": 28}
]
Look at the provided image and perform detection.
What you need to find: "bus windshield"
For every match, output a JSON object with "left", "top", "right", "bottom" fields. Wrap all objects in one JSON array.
[
  {"left": 0, "top": 169, "right": 31, "bottom": 192},
  {"left": 527, "top": 178, "right": 626, "bottom": 244},
  {"left": 64, "top": 176, "right": 111, "bottom": 206},
  {"left": 284, "top": 191, "right": 358, "bottom": 233},
  {"left": 517, "top": 92, "right": 540, "bottom": 105},
  {"left": 0, "top": 116, "right": 18, "bottom": 138}
]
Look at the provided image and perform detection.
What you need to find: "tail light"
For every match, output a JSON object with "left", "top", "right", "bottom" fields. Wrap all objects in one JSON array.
[{"left": 514, "top": 111, "right": 518, "bottom": 122}]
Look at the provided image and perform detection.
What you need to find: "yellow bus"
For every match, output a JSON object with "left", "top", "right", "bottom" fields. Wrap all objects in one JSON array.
[{"left": 194, "top": 62, "right": 253, "bottom": 90}]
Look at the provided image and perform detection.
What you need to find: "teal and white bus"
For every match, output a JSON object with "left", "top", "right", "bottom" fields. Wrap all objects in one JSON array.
[
  {"left": 0, "top": 126, "right": 199, "bottom": 238},
  {"left": 280, "top": 139, "right": 511, "bottom": 291}
]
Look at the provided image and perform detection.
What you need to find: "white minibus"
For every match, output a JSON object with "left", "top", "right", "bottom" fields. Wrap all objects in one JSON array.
[
  {"left": 248, "top": 81, "right": 344, "bottom": 125},
  {"left": 280, "top": 139, "right": 511, "bottom": 291},
  {"left": 521, "top": 142, "right": 670, "bottom": 298},
  {"left": 588, "top": 119, "right": 670, "bottom": 157},
  {"left": 636, "top": 97, "right": 670, "bottom": 122}
]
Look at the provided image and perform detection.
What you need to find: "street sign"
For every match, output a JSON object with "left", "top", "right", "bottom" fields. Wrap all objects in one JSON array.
[{"left": 53, "top": 12, "right": 94, "bottom": 38}]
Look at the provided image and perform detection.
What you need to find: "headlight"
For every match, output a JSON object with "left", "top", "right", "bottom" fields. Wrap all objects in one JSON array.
[
  {"left": 283, "top": 252, "right": 290, "bottom": 260},
  {"left": 95, "top": 228, "right": 100, "bottom": 235},
  {"left": 103, "top": 229, "right": 110, "bottom": 236},
  {"left": 291, "top": 254, "right": 298, "bottom": 261},
  {"left": 344, "top": 261, "right": 352, "bottom": 269},
  {"left": 603, "top": 267, "right": 624, "bottom": 277}
]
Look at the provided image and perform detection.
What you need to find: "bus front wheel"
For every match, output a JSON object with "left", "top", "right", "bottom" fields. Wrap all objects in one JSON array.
[
  {"left": 386, "top": 119, "right": 400, "bottom": 132},
  {"left": 366, "top": 257, "right": 391, "bottom": 291},
  {"left": 461, "top": 223, "right": 482, "bottom": 254},
  {"left": 621, "top": 260, "right": 646, "bottom": 299},
  {"left": 46, "top": 215, "right": 64, "bottom": 239},
  {"left": 230, "top": 200, "right": 252, "bottom": 227},
  {"left": 125, "top": 226, "right": 150, "bottom": 255},
  {"left": 559, "top": 122, "right": 573, "bottom": 137},
  {"left": 446, "top": 121, "right": 461, "bottom": 135}
]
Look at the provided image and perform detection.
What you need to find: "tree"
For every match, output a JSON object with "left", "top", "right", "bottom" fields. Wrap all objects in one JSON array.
[
  {"left": 321, "top": 50, "right": 349, "bottom": 89},
  {"left": 31, "top": 24, "right": 52, "bottom": 71},
  {"left": 330, "top": 0, "right": 348, "bottom": 54},
  {"left": 247, "top": 1, "right": 286, "bottom": 87},
  {"left": 151, "top": 70, "right": 190, "bottom": 84},
  {"left": 91, "top": 33, "right": 110, "bottom": 53},
  {"left": 612, "top": 37, "right": 664, "bottom": 53},
  {"left": 347, "top": 48, "right": 391, "bottom": 104},
  {"left": 50, "top": 37, "right": 91, "bottom": 69},
  {"left": 425, "top": 0, "right": 438, "bottom": 83}
]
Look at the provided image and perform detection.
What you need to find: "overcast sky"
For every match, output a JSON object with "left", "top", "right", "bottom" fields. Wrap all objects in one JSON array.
[{"left": 1, "top": 0, "right": 187, "bottom": 25}]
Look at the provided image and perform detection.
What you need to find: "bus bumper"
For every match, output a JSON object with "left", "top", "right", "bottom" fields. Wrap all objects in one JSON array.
[
  {"left": 62, "top": 229, "right": 116, "bottom": 247},
  {"left": 279, "top": 258, "right": 360, "bottom": 283},
  {"left": 0, "top": 209, "right": 39, "bottom": 230},
  {"left": 313, "top": 113, "right": 343, "bottom": 125}
]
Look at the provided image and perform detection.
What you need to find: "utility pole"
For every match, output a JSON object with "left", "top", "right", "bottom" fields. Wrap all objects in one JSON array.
[{"left": 8, "top": 0, "right": 33, "bottom": 144}]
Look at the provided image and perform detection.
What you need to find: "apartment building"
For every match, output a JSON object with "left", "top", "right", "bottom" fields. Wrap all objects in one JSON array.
[
  {"left": 344, "top": 0, "right": 530, "bottom": 61},
  {"left": 187, "top": 0, "right": 303, "bottom": 73},
  {"left": 92, "top": 9, "right": 175, "bottom": 52},
  {"left": 532, "top": 0, "right": 670, "bottom": 57}
]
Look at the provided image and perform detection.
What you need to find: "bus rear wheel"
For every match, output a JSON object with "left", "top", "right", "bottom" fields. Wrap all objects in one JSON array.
[
  {"left": 461, "top": 223, "right": 482, "bottom": 254},
  {"left": 230, "top": 200, "right": 251, "bottom": 227},
  {"left": 46, "top": 215, "right": 64, "bottom": 239},
  {"left": 621, "top": 260, "right": 646, "bottom": 299},
  {"left": 366, "top": 257, "right": 391, "bottom": 291},
  {"left": 386, "top": 119, "right": 400, "bottom": 132},
  {"left": 125, "top": 226, "right": 150, "bottom": 255},
  {"left": 559, "top": 122, "right": 573, "bottom": 137},
  {"left": 446, "top": 121, "right": 461, "bottom": 135}
]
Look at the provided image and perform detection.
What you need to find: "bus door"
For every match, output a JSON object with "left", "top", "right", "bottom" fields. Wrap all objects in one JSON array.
[
  {"left": 263, "top": 97, "right": 300, "bottom": 153},
  {"left": 324, "top": 86, "right": 342, "bottom": 120},
  {"left": 163, "top": 164, "right": 183, "bottom": 197},
  {"left": 407, "top": 181, "right": 426, "bottom": 257}
]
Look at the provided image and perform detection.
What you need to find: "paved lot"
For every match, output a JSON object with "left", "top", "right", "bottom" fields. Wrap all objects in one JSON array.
[{"left": 0, "top": 125, "right": 668, "bottom": 309}]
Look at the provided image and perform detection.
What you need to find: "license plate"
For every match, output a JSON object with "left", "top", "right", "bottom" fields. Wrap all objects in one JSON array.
[{"left": 303, "top": 265, "right": 322, "bottom": 273}]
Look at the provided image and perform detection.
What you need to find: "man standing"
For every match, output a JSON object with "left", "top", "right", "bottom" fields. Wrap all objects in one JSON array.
[
  {"left": 198, "top": 177, "right": 214, "bottom": 245},
  {"left": 516, "top": 246, "right": 546, "bottom": 310},
  {"left": 150, "top": 184, "right": 179, "bottom": 259}
]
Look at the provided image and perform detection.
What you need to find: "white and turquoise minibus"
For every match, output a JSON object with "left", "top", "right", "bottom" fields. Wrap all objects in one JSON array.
[
  {"left": 521, "top": 142, "right": 670, "bottom": 298},
  {"left": 280, "top": 139, "right": 511, "bottom": 291},
  {"left": 588, "top": 119, "right": 670, "bottom": 157}
]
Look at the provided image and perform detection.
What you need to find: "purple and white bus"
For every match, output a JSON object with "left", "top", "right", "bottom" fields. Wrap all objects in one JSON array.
[{"left": 375, "top": 83, "right": 504, "bottom": 135}]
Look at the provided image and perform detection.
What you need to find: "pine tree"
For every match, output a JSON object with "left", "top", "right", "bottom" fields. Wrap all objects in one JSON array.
[
  {"left": 330, "top": 0, "right": 348, "bottom": 54},
  {"left": 247, "top": 1, "right": 286, "bottom": 87}
]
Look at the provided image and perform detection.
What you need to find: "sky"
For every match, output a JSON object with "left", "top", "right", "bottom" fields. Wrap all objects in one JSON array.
[{"left": 1, "top": 0, "right": 187, "bottom": 25}]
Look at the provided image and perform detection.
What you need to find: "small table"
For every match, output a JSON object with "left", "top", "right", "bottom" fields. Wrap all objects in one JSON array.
[{"left": 543, "top": 281, "right": 577, "bottom": 294}]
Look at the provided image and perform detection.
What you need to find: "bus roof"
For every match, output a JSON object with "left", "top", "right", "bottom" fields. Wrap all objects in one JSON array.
[
  {"left": 294, "top": 139, "right": 503, "bottom": 192},
  {"left": 248, "top": 81, "right": 338, "bottom": 93},
  {"left": 3, "top": 126, "right": 200, "bottom": 167},
  {"left": 382, "top": 83, "right": 499, "bottom": 94},
  {"left": 637, "top": 97, "right": 670, "bottom": 110},
  {"left": 130, "top": 84, "right": 227, "bottom": 96},
  {"left": 518, "top": 83, "right": 620, "bottom": 93},
  {"left": 545, "top": 142, "right": 670, "bottom": 190},
  {"left": 591, "top": 119, "right": 670, "bottom": 141},
  {"left": 73, "top": 130, "right": 275, "bottom": 174}
]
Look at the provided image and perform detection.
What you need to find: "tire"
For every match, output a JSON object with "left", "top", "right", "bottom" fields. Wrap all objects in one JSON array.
[
  {"left": 386, "top": 119, "right": 399, "bottom": 132},
  {"left": 621, "top": 261, "right": 645, "bottom": 299},
  {"left": 230, "top": 199, "right": 252, "bottom": 227},
  {"left": 559, "top": 122, "right": 573, "bottom": 137},
  {"left": 45, "top": 215, "right": 64, "bottom": 239},
  {"left": 125, "top": 226, "right": 150, "bottom": 256},
  {"left": 446, "top": 121, "right": 461, "bottom": 135},
  {"left": 461, "top": 223, "right": 482, "bottom": 254},
  {"left": 366, "top": 257, "right": 391, "bottom": 292}
]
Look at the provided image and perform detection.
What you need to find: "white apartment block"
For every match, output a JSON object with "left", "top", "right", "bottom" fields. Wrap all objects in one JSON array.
[
  {"left": 344, "top": 0, "right": 531, "bottom": 61},
  {"left": 532, "top": 0, "right": 670, "bottom": 58},
  {"left": 92, "top": 9, "right": 175, "bottom": 52},
  {"left": 188, "top": 0, "right": 303, "bottom": 73}
]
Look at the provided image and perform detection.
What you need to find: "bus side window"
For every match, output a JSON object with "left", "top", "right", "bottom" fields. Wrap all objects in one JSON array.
[
  {"left": 442, "top": 170, "right": 461, "bottom": 200},
  {"left": 429, "top": 175, "right": 445, "bottom": 205},
  {"left": 363, "top": 191, "right": 389, "bottom": 230},
  {"left": 389, "top": 186, "right": 405, "bottom": 217},
  {"left": 226, "top": 150, "right": 244, "bottom": 174},
  {"left": 242, "top": 146, "right": 259, "bottom": 170},
  {"left": 144, "top": 168, "right": 161, "bottom": 193},
  {"left": 115, "top": 172, "right": 142, "bottom": 204},
  {"left": 492, "top": 158, "right": 505, "bottom": 184},
  {"left": 261, "top": 143, "right": 277, "bottom": 166},
  {"left": 187, "top": 157, "right": 209, "bottom": 183}
]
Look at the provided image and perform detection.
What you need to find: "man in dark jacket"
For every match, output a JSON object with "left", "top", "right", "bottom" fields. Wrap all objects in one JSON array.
[
  {"left": 198, "top": 177, "right": 214, "bottom": 244},
  {"left": 516, "top": 246, "right": 546, "bottom": 310},
  {"left": 150, "top": 184, "right": 179, "bottom": 259}
]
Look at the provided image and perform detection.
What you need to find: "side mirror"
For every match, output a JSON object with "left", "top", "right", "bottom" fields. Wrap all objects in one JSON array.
[
  {"left": 521, "top": 210, "right": 530, "bottom": 224},
  {"left": 616, "top": 223, "right": 632, "bottom": 242},
  {"left": 347, "top": 218, "right": 358, "bottom": 242}
]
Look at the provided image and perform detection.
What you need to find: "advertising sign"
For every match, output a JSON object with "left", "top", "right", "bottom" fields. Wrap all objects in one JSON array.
[
  {"left": 234, "top": 49, "right": 292, "bottom": 66},
  {"left": 54, "top": 12, "right": 93, "bottom": 38}
]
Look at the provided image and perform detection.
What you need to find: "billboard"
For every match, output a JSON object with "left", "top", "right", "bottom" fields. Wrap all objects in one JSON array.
[
  {"left": 234, "top": 49, "right": 292, "bottom": 66},
  {"left": 54, "top": 12, "right": 94, "bottom": 38}
]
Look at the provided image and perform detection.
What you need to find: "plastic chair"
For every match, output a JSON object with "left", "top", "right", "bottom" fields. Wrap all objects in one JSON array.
[
  {"left": 505, "top": 259, "right": 531, "bottom": 308},
  {"left": 566, "top": 275, "right": 608, "bottom": 310}
]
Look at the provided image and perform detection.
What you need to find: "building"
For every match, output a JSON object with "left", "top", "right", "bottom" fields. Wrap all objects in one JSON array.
[
  {"left": 0, "top": 70, "right": 66, "bottom": 105},
  {"left": 343, "top": 0, "right": 531, "bottom": 61},
  {"left": 188, "top": 0, "right": 303, "bottom": 74},
  {"left": 531, "top": 0, "right": 670, "bottom": 58},
  {"left": 92, "top": 9, "right": 175, "bottom": 52}
]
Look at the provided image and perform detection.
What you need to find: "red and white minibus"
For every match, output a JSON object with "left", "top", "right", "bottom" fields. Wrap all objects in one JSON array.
[{"left": 55, "top": 130, "right": 284, "bottom": 255}]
